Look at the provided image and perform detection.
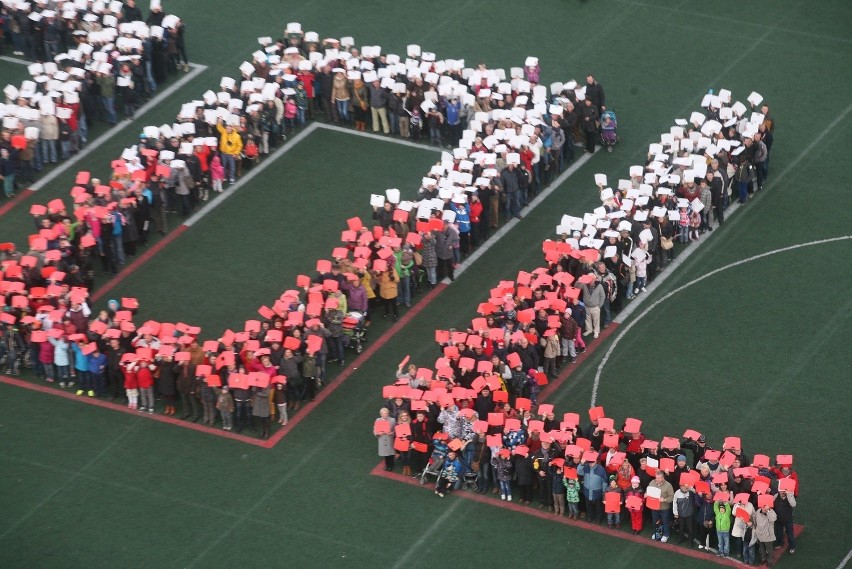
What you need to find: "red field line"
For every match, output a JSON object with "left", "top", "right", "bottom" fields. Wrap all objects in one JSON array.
[
  {"left": 0, "top": 373, "right": 268, "bottom": 447},
  {"left": 0, "top": 188, "right": 35, "bottom": 218},
  {"left": 91, "top": 225, "right": 189, "bottom": 302},
  {"left": 537, "top": 322, "right": 620, "bottom": 401},
  {"left": 260, "top": 282, "right": 449, "bottom": 448},
  {"left": 0, "top": 283, "right": 450, "bottom": 448},
  {"left": 371, "top": 463, "right": 804, "bottom": 567}
]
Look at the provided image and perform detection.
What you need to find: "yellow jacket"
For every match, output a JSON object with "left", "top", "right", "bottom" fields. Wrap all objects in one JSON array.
[
  {"left": 216, "top": 123, "right": 243, "bottom": 156},
  {"left": 376, "top": 268, "right": 399, "bottom": 300}
]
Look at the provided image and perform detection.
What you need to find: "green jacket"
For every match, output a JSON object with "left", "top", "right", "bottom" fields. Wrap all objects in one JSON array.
[
  {"left": 563, "top": 479, "right": 580, "bottom": 503},
  {"left": 714, "top": 502, "right": 732, "bottom": 532},
  {"left": 394, "top": 250, "right": 413, "bottom": 278}
]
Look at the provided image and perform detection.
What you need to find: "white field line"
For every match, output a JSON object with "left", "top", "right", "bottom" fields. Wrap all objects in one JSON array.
[
  {"left": 449, "top": 150, "right": 596, "bottom": 281},
  {"left": 30, "top": 63, "right": 208, "bottom": 192},
  {"left": 590, "top": 235, "right": 851, "bottom": 405}
]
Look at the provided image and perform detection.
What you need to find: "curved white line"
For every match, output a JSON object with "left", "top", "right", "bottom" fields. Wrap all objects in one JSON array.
[{"left": 591, "top": 235, "right": 852, "bottom": 405}]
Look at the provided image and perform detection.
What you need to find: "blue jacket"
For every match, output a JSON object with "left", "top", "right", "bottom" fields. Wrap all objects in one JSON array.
[
  {"left": 453, "top": 203, "right": 471, "bottom": 233},
  {"left": 70, "top": 343, "right": 88, "bottom": 372},
  {"left": 446, "top": 101, "right": 461, "bottom": 125},
  {"left": 87, "top": 353, "right": 108, "bottom": 375},
  {"left": 577, "top": 463, "right": 608, "bottom": 500}
]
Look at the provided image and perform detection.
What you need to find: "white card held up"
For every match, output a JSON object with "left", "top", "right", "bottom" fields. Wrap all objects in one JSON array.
[
  {"left": 385, "top": 188, "right": 400, "bottom": 204},
  {"left": 594, "top": 173, "right": 607, "bottom": 186},
  {"left": 747, "top": 91, "right": 763, "bottom": 107},
  {"left": 370, "top": 194, "right": 385, "bottom": 208},
  {"left": 691, "top": 198, "right": 704, "bottom": 213}
]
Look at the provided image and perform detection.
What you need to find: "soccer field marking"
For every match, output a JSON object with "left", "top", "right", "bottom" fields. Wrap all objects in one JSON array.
[
  {"left": 25, "top": 63, "right": 208, "bottom": 194},
  {"left": 612, "top": 0, "right": 850, "bottom": 46},
  {"left": 0, "top": 451, "right": 378, "bottom": 554},
  {"left": 315, "top": 122, "right": 445, "bottom": 153},
  {"left": 449, "top": 150, "right": 596, "bottom": 282},
  {"left": 182, "top": 420, "right": 356, "bottom": 568},
  {"left": 182, "top": 122, "right": 320, "bottom": 227},
  {"left": 590, "top": 235, "right": 852, "bottom": 405},
  {"left": 616, "top": 100, "right": 852, "bottom": 326},
  {"left": 0, "top": 55, "right": 28, "bottom": 65},
  {"left": 0, "top": 421, "right": 139, "bottom": 541},
  {"left": 261, "top": 283, "right": 448, "bottom": 448},
  {"left": 372, "top": 463, "right": 801, "bottom": 568},
  {"left": 836, "top": 548, "right": 852, "bottom": 569},
  {"left": 389, "top": 499, "right": 464, "bottom": 569}
]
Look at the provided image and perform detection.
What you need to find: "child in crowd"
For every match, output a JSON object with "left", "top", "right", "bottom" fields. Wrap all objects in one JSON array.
[
  {"left": 625, "top": 476, "right": 644, "bottom": 534},
  {"left": 564, "top": 476, "right": 581, "bottom": 519},
  {"left": 210, "top": 153, "right": 224, "bottom": 193},
  {"left": 605, "top": 475, "right": 623, "bottom": 528},
  {"left": 216, "top": 385, "right": 235, "bottom": 431}
]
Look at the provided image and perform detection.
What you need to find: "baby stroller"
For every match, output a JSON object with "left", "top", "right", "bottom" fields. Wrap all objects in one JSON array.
[
  {"left": 419, "top": 446, "right": 448, "bottom": 485},
  {"left": 342, "top": 311, "right": 367, "bottom": 353},
  {"left": 600, "top": 110, "right": 619, "bottom": 152}
]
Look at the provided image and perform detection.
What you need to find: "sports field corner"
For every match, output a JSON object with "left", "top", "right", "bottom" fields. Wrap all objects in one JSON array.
[{"left": 2, "top": 1, "right": 852, "bottom": 568}]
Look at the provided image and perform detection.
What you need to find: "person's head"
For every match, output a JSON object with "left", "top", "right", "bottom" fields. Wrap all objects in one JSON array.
[
  {"left": 609, "top": 475, "right": 617, "bottom": 487},
  {"left": 631, "top": 476, "right": 640, "bottom": 488},
  {"left": 379, "top": 407, "right": 389, "bottom": 418},
  {"left": 677, "top": 454, "right": 686, "bottom": 465},
  {"left": 655, "top": 470, "right": 665, "bottom": 482}
]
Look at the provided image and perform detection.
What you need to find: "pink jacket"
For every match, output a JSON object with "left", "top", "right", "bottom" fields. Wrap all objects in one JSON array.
[
  {"left": 284, "top": 100, "right": 297, "bottom": 119},
  {"left": 210, "top": 156, "right": 225, "bottom": 181}
]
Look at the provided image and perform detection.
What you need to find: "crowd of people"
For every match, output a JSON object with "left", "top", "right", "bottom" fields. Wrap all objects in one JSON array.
[
  {"left": 375, "top": 397, "right": 798, "bottom": 565},
  {"left": 371, "top": 84, "right": 782, "bottom": 563},
  {"left": 0, "top": 0, "right": 188, "bottom": 196},
  {"left": 1, "top": 10, "right": 776, "bottom": 487},
  {"left": 1, "top": 21, "right": 596, "bottom": 438}
]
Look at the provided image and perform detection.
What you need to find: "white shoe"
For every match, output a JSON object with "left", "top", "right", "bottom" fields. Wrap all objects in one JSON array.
[
  {"left": 661, "top": 536, "right": 669, "bottom": 543},
  {"left": 641, "top": 287, "right": 647, "bottom": 292},
  {"left": 651, "top": 534, "right": 658, "bottom": 540},
  {"left": 59, "top": 382, "right": 67, "bottom": 388},
  {"left": 507, "top": 495, "right": 512, "bottom": 502},
  {"left": 593, "top": 333, "right": 599, "bottom": 339},
  {"left": 500, "top": 494, "right": 506, "bottom": 500}
]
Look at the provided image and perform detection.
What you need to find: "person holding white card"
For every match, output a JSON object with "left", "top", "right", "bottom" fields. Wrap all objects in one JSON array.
[{"left": 649, "top": 470, "right": 675, "bottom": 542}]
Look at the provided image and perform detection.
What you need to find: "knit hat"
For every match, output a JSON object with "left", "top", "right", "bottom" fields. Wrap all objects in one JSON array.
[
  {"left": 631, "top": 476, "right": 640, "bottom": 483},
  {"left": 677, "top": 454, "right": 687, "bottom": 462},
  {"left": 609, "top": 475, "right": 616, "bottom": 482}
]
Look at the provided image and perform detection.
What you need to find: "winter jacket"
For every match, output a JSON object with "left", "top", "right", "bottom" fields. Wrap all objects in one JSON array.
[
  {"left": 376, "top": 268, "right": 399, "bottom": 299},
  {"left": 774, "top": 493, "right": 796, "bottom": 521},
  {"left": 673, "top": 488, "right": 696, "bottom": 517},
  {"left": 754, "top": 508, "right": 777, "bottom": 542},
  {"left": 577, "top": 463, "right": 608, "bottom": 501},
  {"left": 564, "top": 479, "right": 581, "bottom": 502},
  {"left": 48, "top": 337, "right": 70, "bottom": 366},
  {"left": 713, "top": 502, "right": 732, "bottom": 532},
  {"left": 216, "top": 124, "right": 243, "bottom": 156}
]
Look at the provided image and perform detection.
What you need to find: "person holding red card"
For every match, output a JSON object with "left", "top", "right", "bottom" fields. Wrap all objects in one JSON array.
[
  {"left": 374, "top": 265, "right": 399, "bottom": 323},
  {"left": 251, "top": 382, "right": 272, "bottom": 439},
  {"left": 374, "top": 408, "right": 396, "bottom": 471},
  {"left": 625, "top": 476, "right": 644, "bottom": 533},
  {"left": 754, "top": 499, "right": 777, "bottom": 566}
]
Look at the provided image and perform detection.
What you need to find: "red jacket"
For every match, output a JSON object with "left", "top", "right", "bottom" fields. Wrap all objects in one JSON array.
[
  {"left": 469, "top": 200, "right": 483, "bottom": 223},
  {"left": 137, "top": 365, "right": 154, "bottom": 389},
  {"left": 122, "top": 366, "right": 139, "bottom": 389}
]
